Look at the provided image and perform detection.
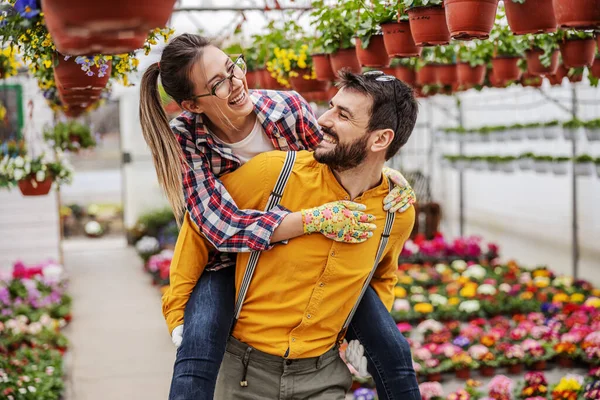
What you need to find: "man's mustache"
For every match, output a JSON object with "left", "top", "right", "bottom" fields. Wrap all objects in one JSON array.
[{"left": 320, "top": 126, "right": 338, "bottom": 140}]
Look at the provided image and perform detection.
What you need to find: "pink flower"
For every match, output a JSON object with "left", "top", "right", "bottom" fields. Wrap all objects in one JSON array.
[
  {"left": 414, "top": 348, "right": 433, "bottom": 361},
  {"left": 425, "top": 359, "right": 440, "bottom": 368},
  {"left": 420, "top": 382, "right": 444, "bottom": 400},
  {"left": 468, "top": 344, "right": 490, "bottom": 360},
  {"left": 396, "top": 322, "right": 412, "bottom": 332},
  {"left": 488, "top": 375, "right": 513, "bottom": 397},
  {"left": 322, "top": 209, "right": 333, "bottom": 219},
  {"left": 506, "top": 344, "right": 525, "bottom": 359}
]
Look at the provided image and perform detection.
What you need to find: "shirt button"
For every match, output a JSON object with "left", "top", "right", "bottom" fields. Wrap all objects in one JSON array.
[
  {"left": 292, "top": 338, "right": 296, "bottom": 342},
  {"left": 319, "top": 282, "right": 325, "bottom": 287},
  {"left": 307, "top": 314, "right": 312, "bottom": 319},
  {"left": 331, "top": 251, "right": 335, "bottom": 257}
]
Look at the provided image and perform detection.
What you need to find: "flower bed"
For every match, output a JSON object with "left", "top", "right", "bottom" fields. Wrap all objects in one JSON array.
[{"left": 0, "top": 261, "right": 72, "bottom": 399}]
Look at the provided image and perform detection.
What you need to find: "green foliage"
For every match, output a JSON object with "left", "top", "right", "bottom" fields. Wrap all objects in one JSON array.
[
  {"left": 43, "top": 121, "right": 95, "bottom": 152},
  {"left": 310, "top": 0, "right": 359, "bottom": 53},
  {"left": 527, "top": 33, "right": 559, "bottom": 68},
  {"left": 586, "top": 119, "right": 600, "bottom": 129},
  {"left": 555, "top": 29, "right": 596, "bottom": 41},
  {"left": 391, "top": 57, "right": 419, "bottom": 69},
  {"left": 249, "top": 19, "right": 305, "bottom": 69},
  {"left": 458, "top": 40, "right": 494, "bottom": 67},
  {"left": 403, "top": 0, "right": 443, "bottom": 8},
  {"left": 563, "top": 119, "right": 584, "bottom": 129},
  {"left": 554, "top": 156, "right": 570, "bottom": 162},
  {"left": 490, "top": 10, "right": 528, "bottom": 57},
  {"left": 575, "top": 154, "right": 594, "bottom": 163},
  {"left": 432, "top": 44, "right": 458, "bottom": 64}
]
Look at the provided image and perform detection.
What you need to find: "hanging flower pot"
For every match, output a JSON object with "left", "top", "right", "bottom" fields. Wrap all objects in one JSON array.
[
  {"left": 355, "top": 36, "right": 390, "bottom": 68},
  {"left": 488, "top": 68, "right": 509, "bottom": 87},
  {"left": 58, "top": 89, "right": 101, "bottom": 106},
  {"left": 552, "top": 0, "right": 600, "bottom": 29},
  {"left": 245, "top": 70, "right": 262, "bottom": 89},
  {"left": 526, "top": 49, "right": 559, "bottom": 75},
  {"left": 435, "top": 64, "right": 458, "bottom": 85},
  {"left": 492, "top": 57, "right": 522, "bottom": 83},
  {"left": 18, "top": 175, "right": 54, "bottom": 196},
  {"left": 417, "top": 64, "right": 437, "bottom": 85},
  {"left": 505, "top": 0, "right": 557, "bottom": 34},
  {"left": 330, "top": 47, "right": 362, "bottom": 75},
  {"left": 559, "top": 38, "right": 596, "bottom": 68},
  {"left": 457, "top": 63, "right": 486, "bottom": 86},
  {"left": 42, "top": 0, "right": 177, "bottom": 55},
  {"left": 289, "top": 70, "right": 329, "bottom": 93},
  {"left": 522, "top": 73, "right": 543, "bottom": 87},
  {"left": 444, "top": 0, "right": 499, "bottom": 40},
  {"left": 312, "top": 54, "right": 336, "bottom": 81},
  {"left": 547, "top": 64, "right": 568, "bottom": 85},
  {"left": 380, "top": 21, "right": 422, "bottom": 58},
  {"left": 54, "top": 55, "right": 111, "bottom": 92},
  {"left": 568, "top": 70, "right": 584, "bottom": 82},
  {"left": 407, "top": 6, "right": 451, "bottom": 46},
  {"left": 394, "top": 66, "right": 417, "bottom": 86},
  {"left": 591, "top": 57, "right": 600, "bottom": 78}
]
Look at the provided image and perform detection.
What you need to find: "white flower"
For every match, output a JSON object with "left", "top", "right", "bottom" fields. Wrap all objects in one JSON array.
[
  {"left": 499, "top": 283, "right": 511, "bottom": 293},
  {"left": 452, "top": 260, "right": 468, "bottom": 272},
  {"left": 459, "top": 300, "right": 481, "bottom": 313},
  {"left": 435, "top": 263, "right": 448, "bottom": 273},
  {"left": 553, "top": 275, "right": 573, "bottom": 288},
  {"left": 393, "top": 299, "right": 410, "bottom": 312},
  {"left": 14, "top": 156, "right": 24, "bottom": 167},
  {"left": 35, "top": 170, "right": 45, "bottom": 182},
  {"left": 411, "top": 294, "right": 427, "bottom": 303},
  {"left": 417, "top": 319, "right": 444, "bottom": 334},
  {"left": 28, "top": 322, "right": 42, "bottom": 335},
  {"left": 19, "top": 388, "right": 27, "bottom": 394},
  {"left": 39, "top": 314, "right": 53, "bottom": 327},
  {"left": 28, "top": 386, "right": 36, "bottom": 393},
  {"left": 136, "top": 236, "right": 160, "bottom": 254},
  {"left": 429, "top": 293, "right": 448, "bottom": 306},
  {"left": 42, "top": 264, "right": 64, "bottom": 282},
  {"left": 85, "top": 221, "right": 103, "bottom": 235},
  {"left": 13, "top": 169, "right": 24, "bottom": 181},
  {"left": 463, "top": 264, "right": 486, "bottom": 280},
  {"left": 477, "top": 284, "right": 497, "bottom": 295},
  {"left": 410, "top": 286, "right": 424, "bottom": 294}
]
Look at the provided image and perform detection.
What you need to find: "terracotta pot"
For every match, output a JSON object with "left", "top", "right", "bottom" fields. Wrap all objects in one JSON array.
[
  {"left": 480, "top": 366, "right": 496, "bottom": 377},
  {"left": 568, "top": 71, "right": 583, "bottom": 82},
  {"left": 312, "top": 54, "right": 336, "bottom": 81},
  {"left": 327, "top": 85, "right": 339, "bottom": 100},
  {"left": 547, "top": 64, "right": 568, "bottom": 85},
  {"left": 522, "top": 73, "right": 543, "bottom": 87},
  {"left": 64, "top": 105, "right": 88, "bottom": 118},
  {"left": 417, "top": 64, "right": 437, "bottom": 85},
  {"left": 531, "top": 360, "right": 547, "bottom": 371},
  {"left": 289, "top": 71, "right": 329, "bottom": 93},
  {"left": 407, "top": 6, "right": 450, "bottom": 46},
  {"left": 54, "top": 55, "right": 111, "bottom": 92},
  {"left": 552, "top": 0, "right": 600, "bottom": 29},
  {"left": 492, "top": 56, "right": 522, "bottom": 82},
  {"left": 507, "top": 364, "right": 523, "bottom": 374},
  {"left": 435, "top": 64, "right": 458, "bottom": 85},
  {"left": 42, "top": 0, "right": 176, "bottom": 55},
  {"left": 559, "top": 38, "right": 596, "bottom": 68},
  {"left": 380, "top": 21, "right": 422, "bottom": 58},
  {"left": 591, "top": 57, "right": 600, "bottom": 78},
  {"left": 445, "top": 0, "right": 499, "bottom": 40},
  {"left": 355, "top": 36, "right": 390, "bottom": 67},
  {"left": 455, "top": 368, "right": 471, "bottom": 380},
  {"left": 557, "top": 356, "right": 574, "bottom": 368},
  {"left": 426, "top": 372, "right": 442, "bottom": 382},
  {"left": 394, "top": 65, "right": 417, "bottom": 86},
  {"left": 18, "top": 176, "right": 53, "bottom": 196},
  {"left": 59, "top": 89, "right": 102, "bottom": 106},
  {"left": 245, "top": 70, "right": 261, "bottom": 89},
  {"left": 330, "top": 47, "right": 362, "bottom": 75},
  {"left": 526, "top": 49, "right": 559, "bottom": 75},
  {"left": 457, "top": 63, "right": 486, "bottom": 86},
  {"left": 505, "top": 0, "right": 557, "bottom": 34},
  {"left": 261, "top": 69, "right": 286, "bottom": 90}
]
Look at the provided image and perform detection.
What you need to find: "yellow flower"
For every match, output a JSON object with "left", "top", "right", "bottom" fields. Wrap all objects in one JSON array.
[
  {"left": 43, "top": 59, "right": 52, "bottom": 68},
  {"left": 414, "top": 303, "right": 434, "bottom": 314},
  {"left": 398, "top": 276, "right": 413, "bottom": 285},
  {"left": 460, "top": 283, "right": 478, "bottom": 298},
  {"left": 533, "top": 269, "right": 550, "bottom": 278},
  {"left": 593, "top": 289, "right": 600, "bottom": 297},
  {"left": 520, "top": 292, "right": 534, "bottom": 300},
  {"left": 458, "top": 276, "right": 470, "bottom": 285},
  {"left": 394, "top": 287, "right": 407, "bottom": 298},
  {"left": 448, "top": 297, "right": 460, "bottom": 306},
  {"left": 585, "top": 297, "right": 600, "bottom": 308},
  {"left": 553, "top": 293, "right": 569, "bottom": 303},
  {"left": 570, "top": 293, "right": 585, "bottom": 303},
  {"left": 554, "top": 377, "right": 582, "bottom": 392}
]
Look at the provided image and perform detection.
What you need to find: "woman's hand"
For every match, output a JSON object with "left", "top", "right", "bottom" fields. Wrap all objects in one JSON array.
[
  {"left": 382, "top": 167, "right": 417, "bottom": 213},
  {"left": 301, "top": 201, "right": 377, "bottom": 244}
]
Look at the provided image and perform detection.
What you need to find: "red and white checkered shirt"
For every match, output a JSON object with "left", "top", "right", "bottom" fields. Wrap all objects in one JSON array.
[{"left": 170, "top": 90, "right": 322, "bottom": 270}]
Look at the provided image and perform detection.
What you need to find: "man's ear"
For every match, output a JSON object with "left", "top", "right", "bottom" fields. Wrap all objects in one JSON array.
[
  {"left": 370, "top": 129, "right": 395, "bottom": 154},
  {"left": 180, "top": 99, "right": 204, "bottom": 114}
]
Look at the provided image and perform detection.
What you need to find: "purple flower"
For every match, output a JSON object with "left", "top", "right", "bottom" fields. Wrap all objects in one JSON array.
[
  {"left": 0, "top": 287, "right": 10, "bottom": 305},
  {"left": 453, "top": 336, "right": 470, "bottom": 348},
  {"left": 14, "top": 0, "right": 40, "bottom": 18},
  {"left": 1, "top": 309, "right": 12, "bottom": 316}
]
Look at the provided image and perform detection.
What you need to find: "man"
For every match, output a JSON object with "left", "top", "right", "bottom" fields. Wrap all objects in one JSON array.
[{"left": 164, "top": 70, "right": 419, "bottom": 399}]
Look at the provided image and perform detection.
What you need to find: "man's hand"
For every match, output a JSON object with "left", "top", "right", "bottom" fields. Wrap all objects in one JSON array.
[
  {"left": 171, "top": 324, "right": 184, "bottom": 348},
  {"left": 382, "top": 167, "right": 416, "bottom": 213},
  {"left": 301, "top": 200, "right": 377, "bottom": 244},
  {"left": 345, "top": 340, "right": 369, "bottom": 377}
]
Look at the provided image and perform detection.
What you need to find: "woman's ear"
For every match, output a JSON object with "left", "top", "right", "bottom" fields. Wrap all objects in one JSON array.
[
  {"left": 180, "top": 99, "right": 204, "bottom": 114},
  {"left": 370, "top": 129, "right": 395, "bottom": 154}
]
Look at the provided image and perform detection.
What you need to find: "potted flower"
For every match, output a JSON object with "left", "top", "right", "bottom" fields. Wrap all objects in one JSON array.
[
  {"left": 44, "top": 121, "right": 96, "bottom": 153},
  {"left": 556, "top": 30, "right": 597, "bottom": 69},
  {"left": 503, "top": 344, "right": 526, "bottom": 374},
  {"left": 584, "top": 119, "right": 600, "bottom": 141},
  {"left": 487, "top": 156, "right": 502, "bottom": 172},
  {"left": 517, "top": 152, "right": 534, "bottom": 170},
  {"left": 380, "top": 3, "right": 421, "bottom": 58},
  {"left": 269, "top": 44, "right": 328, "bottom": 93},
  {"left": 543, "top": 120, "right": 562, "bottom": 139},
  {"left": 490, "top": 14, "right": 527, "bottom": 83},
  {"left": 552, "top": 156, "right": 571, "bottom": 175},
  {"left": 444, "top": 0, "right": 499, "bottom": 40},
  {"left": 457, "top": 40, "right": 494, "bottom": 87},
  {"left": 526, "top": 33, "right": 560, "bottom": 75},
  {"left": 419, "top": 381, "right": 444, "bottom": 400},
  {"left": 0, "top": 153, "right": 73, "bottom": 196},
  {"left": 563, "top": 119, "right": 584, "bottom": 141},
  {"left": 432, "top": 45, "right": 458, "bottom": 86},
  {"left": 505, "top": 0, "right": 558, "bottom": 35},
  {"left": 403, "top": 0, "right": 449, "bottom": 47},
  {"left": 552, "top": 0, "right": 600, "bottom": 30},
  {"left": 488, "top": 375, "right": 514, "bottom": 400},
  {"left": 310, "top": 1, "right": 361, "bottom": 75},
  {"left": 522, "top": 122, "right": 543, "bottom": 140},
  {"left": 451, "top": 352, "right": 479, "bottom": 380},
  {"left": 574, "top": 154, "right": 595, "bottom": 176},
  {"left": 550, "top": 375, "right": 585, "bottom": 400},
  {"left": 522, "top": 339, "right": 555, "bottom": 370},
  {"left": 533, "top": 155, "right": 553, "bottom": 173},
  {"left": 355, "top": 1, "right": 393, "bottom": 67},
  {"left": 516, "top": 372, "right": 549, "bottom": 399},
  {"left": 567, "top": 66, "right": 584, "bottom": 82},
  {"left": 468, "top": 344, "right": 495, "bottom": 376}
]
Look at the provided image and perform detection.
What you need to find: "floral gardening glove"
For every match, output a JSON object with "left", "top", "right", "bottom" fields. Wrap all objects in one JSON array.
[
  {"left": 382, "top": 167, "right": 417, "bottom": 213},
  {"left": 301, "top": 200, "right": 377, "bottom": 244}
]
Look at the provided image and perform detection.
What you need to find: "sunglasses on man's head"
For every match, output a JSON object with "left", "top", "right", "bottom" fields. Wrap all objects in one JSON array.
[{"left": 362, "top": 70, "right": 400, "bottom": 135}]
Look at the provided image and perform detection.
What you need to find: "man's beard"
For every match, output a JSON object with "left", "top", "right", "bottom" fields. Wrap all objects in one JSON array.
[{"left": 314, "top": 127, "right": 370, "bottom": 172}]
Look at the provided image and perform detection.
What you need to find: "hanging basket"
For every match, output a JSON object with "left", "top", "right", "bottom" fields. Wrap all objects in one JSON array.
[
  {"left": 330, "top": 47, "right": 362, "bottom": 75},
  {"left": 380, "top": 21, "right": 422, "bottom": 58},
  {"left": 492, "top": 57, "right": 522, "bottom": 83},
  {"left": 393, "top": 66, "right": 417, "bottom": 86},
  {"left": 42, "top": 0, "right": 177, "bottom": 55},
  {"left": 245, "top": 70, "right": 262, "bottom": 89},
  {"left": 522, "top": 73, "right": 543, "bottom": 87},
  {"left": 289, "top": 71, "right": 329, "bottom": 93},
  {"left": 559, "top": 38, "right": 596, "bottom": 68},
  {"left": 54, "top": 55, "right": 111, "bottom": 92},
  {"left": 407, "top": 6, "right": 451, "bottom": 46},
  {"left": 435, "top": 64, "right": 458, "bottom": 85},
  {"left": 355, "top": 36, "right": 390, "bottom": 68},
  {"left": 591, "top": 57, "right": 600, "bottom": 78},
  {"left": 552, "top": 0, "right": 600, "bottom": 29},
  {"left": 312, "top": 54, "right": 336, "bottom": 81},
  {"left": 444, "top": 0, "right": 499, "bottom": 40},
  {"left": 568, "top": 71, "right": 584, "bottom": 82},
  {"left": 526, "top": 49, "right": 559, "bottom": 75},
  {"left": 505, "top": 0, "right": 557, "bottom": 34},
  {"left": 457, "top": 63, "right": 486, "bottom": 86},
  {"left": 416, "top": 64, "right": 437, "bottom": 85},
  {"left": 18, "top": 176, "right": 54, "bottom": 196},
  {"left": 547, "top": 64, "right": 568, "bottom": 85}
]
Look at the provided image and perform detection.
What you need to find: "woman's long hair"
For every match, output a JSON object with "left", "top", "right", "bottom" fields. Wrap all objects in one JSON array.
[{"left": 139, "top": 33, "right": 211, "bottom": 223}]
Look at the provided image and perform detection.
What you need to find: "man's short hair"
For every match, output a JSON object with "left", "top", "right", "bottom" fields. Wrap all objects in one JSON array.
[{"left": 336, "top": 70, "right": 419, "bottom": 160}]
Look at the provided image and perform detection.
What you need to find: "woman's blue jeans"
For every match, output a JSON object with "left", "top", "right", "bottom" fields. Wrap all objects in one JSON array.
[{"left": 168, "top": 267, "right": 420, "bottom": 400}]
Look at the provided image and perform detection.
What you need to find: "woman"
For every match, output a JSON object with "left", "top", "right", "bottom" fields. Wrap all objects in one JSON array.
[{"left": 139, "top": 33, "right": 418, "bottom": 400}]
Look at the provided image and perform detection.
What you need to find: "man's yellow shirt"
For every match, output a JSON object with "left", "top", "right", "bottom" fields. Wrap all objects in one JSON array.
[{"left": 162, "top": 150, "right": 415, "bottom": 358}]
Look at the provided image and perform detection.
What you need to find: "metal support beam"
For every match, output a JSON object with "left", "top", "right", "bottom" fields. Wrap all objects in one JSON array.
[
  {"left": 571, "top": 86, "right": 580, "bottom": 279},
  {"left": 173, "top": 6, "right": 312, "bottom": 12},
  {"left": 456, "top": 95, "right": 465, "bottom": 237}
]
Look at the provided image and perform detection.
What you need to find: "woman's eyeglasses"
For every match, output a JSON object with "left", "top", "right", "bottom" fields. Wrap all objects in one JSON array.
[{"left": 191, "top": 55, "right": 247, "bottom": 101}]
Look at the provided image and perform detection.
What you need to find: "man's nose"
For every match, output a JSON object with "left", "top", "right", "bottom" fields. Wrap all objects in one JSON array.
[{"left": 317, "top": 108, "right": 333, "bottom": 127}]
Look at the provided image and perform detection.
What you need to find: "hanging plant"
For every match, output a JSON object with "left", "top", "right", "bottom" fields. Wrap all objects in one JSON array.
[
  {"left": 0, "top": 153, "right": 73, "bottom": 196},
  {"left": 403, "top": 0, "right": 450, "bottom": 46},
  {"left": 379, "top": 3, "right": 421, "bottom": 58},
  {"left": 525, "top": 33, "right": 559, "bottom": 75},
  {"left": 354, "top": 1, "right": 394, "bottom": 67},
  {"left": 489, "top": 13, "right": 527, "bottom": 82},
  {"left": 556, "top": 29, "right": 596, "bottom": 69},
  {"left": 43, "top": 121, "right": 96, "bottom": 153},
  {"left": 504, "top": 0, "right": 557, "bottom": 35},
  {"left": 432, "top": 45, "right": 458, "bottom": 86},
  {"left": 457, "top": 40, "right": 494, "bottom": 86},
  {"left": 444, "top": 0, "right": 499, "bottom": 40},
  {"left": 0, "top": 45, "right": 20, "bottom": 78},
  {"left": 552, "top": 0, "right": 600, "bottom": 30}
]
